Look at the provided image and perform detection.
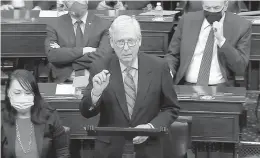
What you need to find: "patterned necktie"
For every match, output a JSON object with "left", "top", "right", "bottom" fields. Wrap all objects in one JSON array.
[
  {"left": 197, "top": 28, "right": 215, "bottom": 86},
  {"left": 75, "top": 20, "right": 84, "bottom": 47},
  {"left": 75, "top": 20, "right": 85, "bottom": 76},
  {"left": 124, "top": 67, "right": 136, "bottom": 119}
]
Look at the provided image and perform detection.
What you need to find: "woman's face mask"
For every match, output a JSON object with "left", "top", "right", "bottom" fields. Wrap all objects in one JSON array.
[{"left": 8, "top": 80, "right": 34, "bottom": 113}]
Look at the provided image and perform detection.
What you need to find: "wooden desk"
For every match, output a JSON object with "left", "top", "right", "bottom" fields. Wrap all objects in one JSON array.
[
  {"left": 1, "top": 84, "right": 247, "bottom": 143},
  {"left": 1, "top": 10, "right": 175, "bottom": 58},
  {"left": 242, "top": 16, "right": 260, "bottom": 90}
]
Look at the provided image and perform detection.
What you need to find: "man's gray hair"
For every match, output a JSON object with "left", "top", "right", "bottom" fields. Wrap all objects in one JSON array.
[
  {"left": 109, "top": 15, "right": 141, "bottom": 40},
  {"left": 63, "top": 0, "right": 88, "bottom": 8}
]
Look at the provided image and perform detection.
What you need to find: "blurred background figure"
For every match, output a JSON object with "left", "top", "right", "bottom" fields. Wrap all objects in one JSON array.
[
  {"left": 97, "top": 0, "right": 125, "bottom": 10},
  {"left": 32, "top": 1, "right": 57, "bottom": 10},
  {"left": 181, "top": 0, "right": 242, "bottom": 14},
  {"left": 123, "top": 1, "right": 151, "bottom": 10},
  {"left": 1, "top": 0, "right": 56, "bottom": 10},
  {"left": 1, "top": 69, "right": 70, "bottom": 158}
]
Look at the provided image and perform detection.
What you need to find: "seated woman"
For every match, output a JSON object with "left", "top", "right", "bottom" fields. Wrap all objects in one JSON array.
[{"left": 1, "top": 69, "right": 70, "bottom": 158}]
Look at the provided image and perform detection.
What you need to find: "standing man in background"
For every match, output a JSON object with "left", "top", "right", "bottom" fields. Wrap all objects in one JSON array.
[
  {"left": 165, "top": 0, "right": 251, "bottom": 86},
  {"left": 45, "top": 0, "right": 113, "bottom": 83}
]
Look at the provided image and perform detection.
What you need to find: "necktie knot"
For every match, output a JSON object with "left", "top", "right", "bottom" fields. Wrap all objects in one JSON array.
[
  {"left": 76, "top": 20, "right": 83, "bottom": 26},
  {"left": 126, "top": 67, "right": 133, "bottom": 74}
]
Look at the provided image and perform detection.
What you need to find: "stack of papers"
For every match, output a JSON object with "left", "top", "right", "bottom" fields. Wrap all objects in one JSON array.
[
  {"left": 39, "top": 10, "right": 68, "bottom": 17},
  {"left": 139, "top": 10, "right": 179, "bottom": 16},
  {"left": 253, "top": 19, "right": 260, "bottom": 24},
  {"left": 55, "top": 84, "right": 75, "bottom": 95}
]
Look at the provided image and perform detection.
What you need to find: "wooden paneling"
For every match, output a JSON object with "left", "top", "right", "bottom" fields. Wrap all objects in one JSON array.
[
  {"left": 1, "top": 11, "right": 175, "bottom": 59},
  {"left": 246, "top": 22, "right": 260, "bottom": 90}
]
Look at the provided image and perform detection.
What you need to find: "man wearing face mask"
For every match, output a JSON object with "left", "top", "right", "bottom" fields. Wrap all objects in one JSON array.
[
  {"left": 165, "top": 0, "right": 252, "bottom": 86},
  {"left": 45, "top": 0, "right": 113, "bottom": 83}
]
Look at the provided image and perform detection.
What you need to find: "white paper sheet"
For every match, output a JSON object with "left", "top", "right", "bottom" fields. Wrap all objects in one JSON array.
[
  {"left": 253, "top": 19, "right": 260, "bottom": 24},
  {"left": 55, "top": 84, "right": 75, "bottom": 95},
  {"left": 73, "top": 75, "right": 89, "bottom": 88},
  {"left": 39, "top": 11, "right": 68, "bottom": 17},
  {"left": 139, "top": 10, "right": 179, "bottom": 16}
]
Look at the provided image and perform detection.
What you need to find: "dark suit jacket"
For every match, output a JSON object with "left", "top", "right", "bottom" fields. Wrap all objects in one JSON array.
[
  {"left": 1, "top": 106, "right": 70, "bottom": 158},
  {"left": 79, "top": 53, "right": 180, "bottom": 158},
  {"left": 45, "top": 13, "right": 113, "bottom": 83},
  {"left": 124, "top": 1, "right": 150, "bottom": 10},
  {"left": 165, "top": 11, "right": 252, "bottom": 86}
]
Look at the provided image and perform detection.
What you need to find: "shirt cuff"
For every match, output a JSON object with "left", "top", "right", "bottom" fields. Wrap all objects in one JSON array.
[
  {"left": 218, "top": 38, "right": 226, "bottom": 48},
  {"left": 170, "top": 70, "right": 173, "bottom": 78},
  {"left": 147, "top": 123, "right": 155, "bottom": 129},
  {"left": 90, "top": 89, "right": 101, "bottom": 110}
]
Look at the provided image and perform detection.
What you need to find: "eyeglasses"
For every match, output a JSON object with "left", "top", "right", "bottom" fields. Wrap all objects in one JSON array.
[{"left": 115, "top": 39, "right": 139, "bottom": 48}]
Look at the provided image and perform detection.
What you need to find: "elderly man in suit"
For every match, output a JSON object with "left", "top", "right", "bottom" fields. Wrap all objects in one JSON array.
[
  {"left": 165, "top": 0, "right": 251, "bottom": 86},
  {"left": 181, "top": 0, "right": 242, "bottom": 14},
  {"left": 45, "top": 0, "right": 113, "bottom": 83},
  {"left": 79, "top": 15, "right": 180, "bottom": 158}
]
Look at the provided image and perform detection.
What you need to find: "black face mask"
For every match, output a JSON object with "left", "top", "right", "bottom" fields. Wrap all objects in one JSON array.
[
  {"left": 105, "top": 1, "right": 118, "bottom": 7},
  {"left": 204, "top": 9, "right": 223, "bottom": 25}
]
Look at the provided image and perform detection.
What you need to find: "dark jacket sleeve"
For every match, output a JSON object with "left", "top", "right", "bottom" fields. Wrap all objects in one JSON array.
[
  {"left": 51, "top": 110, "right": 70, "bottom": 158},
  {"left": 165, "top": 16, "right": 184, "bottom": 76},
  {"left": 45, "top": 25, "right": 84, "bottom": 65},
  {"left": 1, "top": 125, "right": 6, "bottom": 158},
  {"left": 150, "top": 62, "right": 180, "bottom": 128},
  {"left": 72, "top": 19, "right": 113, "bottom": 71},
  {"left": 218, "top": 22, "right": 252, "bottom": 75},
  {"left": 79, "top": 80, "right": 103, "bottom": 118}
]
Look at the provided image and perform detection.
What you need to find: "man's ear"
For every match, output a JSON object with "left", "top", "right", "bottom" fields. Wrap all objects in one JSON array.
[{"left": 138, "top": 37, "right": 142, "bottom": 46}]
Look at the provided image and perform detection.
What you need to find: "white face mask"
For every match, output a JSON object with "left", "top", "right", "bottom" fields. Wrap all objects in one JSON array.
[{"left": 9, "top": 93, "right": 34, "bottom": 112}]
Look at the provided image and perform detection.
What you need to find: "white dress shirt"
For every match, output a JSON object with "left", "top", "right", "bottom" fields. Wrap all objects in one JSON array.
[
  {"left": 69, "top": 12, "right": 89, "bottom": 80},
  {"left": 91, "top": 57, "right": 139, "bottom": 105},
  {"left": 185, "top": 14, "right": 226, "bottom": 85},
  {"left": 70, "top": 12, "right": 88, "bottom": 34}
]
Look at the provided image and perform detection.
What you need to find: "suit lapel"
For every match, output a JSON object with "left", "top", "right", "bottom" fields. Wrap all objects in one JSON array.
[
  {"left": 110, "top": 57, "right": 130, "bottom": 121},
  {"left": 34, "top": 123, "right": 46, "bottom": 157},
  {"left": 218, "top": 12, "right": 232, "bottom": 80},
  {"left": 83, "top": 13, "right": 95, "bottom": 46},
  {"left": 222, "top": 12, "right": 232, "bottom": 46},
  {"left": 182, "top": 11, "right": 204, "bottom": 75},
  {"left": 62, "top": 14, "right": 76, "bottom": 46},
  {"left": 131, "top": 53, "right": 152, "bottom": 121}
]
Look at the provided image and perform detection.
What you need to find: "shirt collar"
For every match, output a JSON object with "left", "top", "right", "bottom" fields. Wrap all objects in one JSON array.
[
  {"left": 70, "top": 11, "right": 88, "bottom": 25},
  {"left": 203, "top": 13, "right": 226, "bottom": 30},
  {"left": 119, "top": 57, "right": 139, "bottom": 73}
]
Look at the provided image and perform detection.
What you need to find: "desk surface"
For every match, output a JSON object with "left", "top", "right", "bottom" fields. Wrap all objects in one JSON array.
[
  {"left": 1, "top": 83, "right": 247, "bottom": 103},
  {"left": 2, "top": 84, "right": 258, "bottom": 142},
  {"left": 1, "top": 10, "right": 175, "bottom": 25}
]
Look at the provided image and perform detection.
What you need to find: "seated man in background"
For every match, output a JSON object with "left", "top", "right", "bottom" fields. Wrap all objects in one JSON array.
[
  {"left": 32, "top": 1, "right": 57, "bottom": 10},
  {"left": 123, "top": 1, "right": 151, "bottom": 10},
  {"left": 1, "top": 0, "right": 28, "bottom": 10},
  {"left": 1, "top": 0, "right": 56, "bottom": 10},
  {"left": 181, "top": 0, "right": 242, "bottom": 14},
  {"left": 165, "top": 0, "right": 251, "bottom": 86},
  {"left": 97, "top": 0, "right": 125, "bottom": 10},
  {"left": 79, "top": 15, "right": 180, "bottom": 158},
  {"left": 45, "top": 0, "right": 113, "bottom": 83}
]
